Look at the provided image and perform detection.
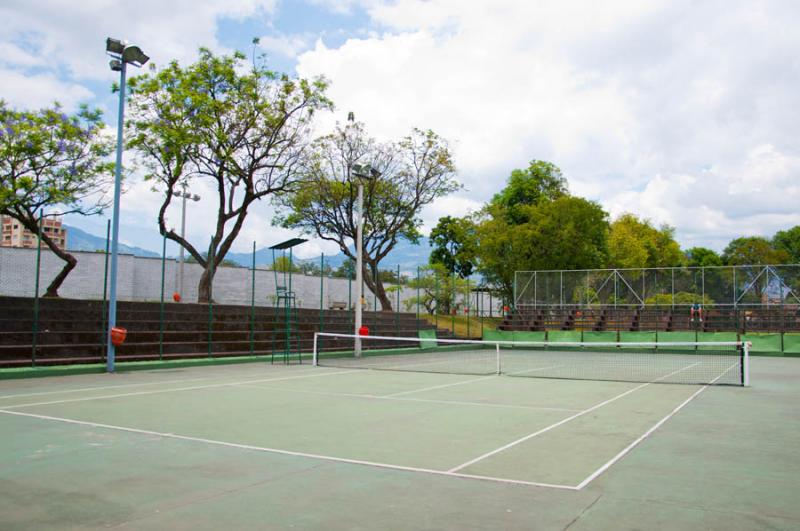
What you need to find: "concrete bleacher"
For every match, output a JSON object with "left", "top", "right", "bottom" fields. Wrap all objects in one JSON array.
[
  {"left": 501, "top": 305, "right": 800, "bottom": 334},
  {"left": 0, "top": 296, "right": 451, "bottom": 368}
]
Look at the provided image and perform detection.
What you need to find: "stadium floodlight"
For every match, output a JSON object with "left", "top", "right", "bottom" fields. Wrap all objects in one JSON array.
[
  {"left": 351, "top": 162, "right": 381, "bottom": 357},
  {"left": 172, "top": 182, "right": 201, "bottom": 300},
  {"left": 104, "top": 37, "right": 150, "bottom": 373},
  {"left": 105, "top": 38, "right": 125, "bottom": 54}
]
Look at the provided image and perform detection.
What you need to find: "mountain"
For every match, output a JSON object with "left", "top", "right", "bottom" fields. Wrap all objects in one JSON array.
[
  {"left": 226, "top": 236, "right": 433, "bottom": 272},
  {"left": 65, "top": 225, "right": 160, "bottom": 258},
  {"left": 64, "top": 224, "right": 433, "bottom": 270}
]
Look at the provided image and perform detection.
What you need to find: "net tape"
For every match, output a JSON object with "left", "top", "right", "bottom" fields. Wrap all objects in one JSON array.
[{"left": 314, "top": 333, "right": 748, "bottom": 386}]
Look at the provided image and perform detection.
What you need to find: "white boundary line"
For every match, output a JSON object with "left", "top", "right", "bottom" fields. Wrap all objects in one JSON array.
[
  {"left": 0, "top": 376, "right": 219, "bottom": 400},
  {"left": 235, "top": 383, "right": 581, "bottom": 413},
  {"left": 574, "top": 362, "right": 740, "bottom": 489},
  {"left": 447, "top": 362, "right": 701, "bottom": 473},
  {"left": 0, "top": 408, "right": 578, "bottom": 491},
  {"left": 383, "top": 375, "right": 495, "bottom": 398},
  {"left": 1, "top": 369, "right": 359, "bottom": 409}
]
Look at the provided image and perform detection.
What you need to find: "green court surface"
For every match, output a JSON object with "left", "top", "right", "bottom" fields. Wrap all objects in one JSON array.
[{"left": 1, "top": 358, "right": 799, "bottom": 530}]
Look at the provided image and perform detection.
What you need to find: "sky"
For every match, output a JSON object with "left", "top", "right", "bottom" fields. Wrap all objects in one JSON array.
[{"left": 2, "top": 0, "right": 799, "bottom": 260}]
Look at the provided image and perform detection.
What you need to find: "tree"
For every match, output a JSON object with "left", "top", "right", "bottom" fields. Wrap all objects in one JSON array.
[
  {"left": 476, "top": 191, "right": 609, "bottom": 300},
  {"left": 773, "top": 226, "right": 800, "bottom": 263},
  {"left": 405, "top": 262, "right": 470, "bottom": 314},
  {"left": 491, "top": 160, "right": 567, "bottom": 224},
  {"left": 271, "top": 255, "right": 300, "bottom": 272},
  {"left": 0, "top": 101, "right": 114, "bottom": 297},
  {"left": 685, "top": 247, "right": 723, "bottom": 267},
  {"left": 429, "top": 215, "right": 477, "bottom": 278},
  {"left": 721, "top": 237, "right": 789, "bottom": 265},
  {"left": 331, "top": 257, "right": 355, "bottom": 279},
  {"left": 126, "top": 48, "right": 331, "bottom": 302},
  {"left": 607, "top": 214, "right": 684, "bottom": 269},
  {"left": 275, "top": 120, "right": 459, "bottom": 311}
]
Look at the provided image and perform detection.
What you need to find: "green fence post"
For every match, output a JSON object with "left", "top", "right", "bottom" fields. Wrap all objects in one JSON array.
[
  {"left": 250, "top": 241, "right": 256, "bottom": 356},
  {"left": 32, "top": 211, "right": 43, "bottom": 367},
  {"left": 207, "top": 237, "right": 214, "bottom": 358},
  {"left": 435, "top": 272, "right": 439, "bottom": 330},
  {"left": 466, "top": 277, "right": 470, "bottom": 338},
  {"left": 394, "top": 264, "right": 399, "bottom": 334},
  {"left": 451, "top": 272, "right": 456, "bottom": 335},
  {"left": 158, "top": 232, "right": 166, "bottom": 360},
  {"left": 101, "top": 219, "right": 110, "bottom": 361},
  {"left": 348, "top": 267, "right": 352, "bottom": 326},
  {"left": 416, "top": 266, "right": 420, "bottom": 333},
  {"left": 319, "top": 253, "right": 324, "bottom": 353}
]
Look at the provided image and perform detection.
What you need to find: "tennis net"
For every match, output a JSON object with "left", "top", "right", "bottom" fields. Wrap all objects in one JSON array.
[{"left": 313, "top": 332, "right": 748, "bottom": 386}]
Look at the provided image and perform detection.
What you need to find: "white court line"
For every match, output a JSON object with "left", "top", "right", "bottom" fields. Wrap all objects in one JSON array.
[
  {"left": 382, "top": 375, "right": 495, "bottom": 398},
  {"left": 505, "top": 364, "right": 565, "bottom": 376},
  {"left": 0, "top": 376, "right": 217, "bottom": 400},
  {"left": 575, "top": 362, "right": 740, "bottom": 490},
  {"left": 235, "top": 383, "right": 581, "bottom": 413},
  {"left": 0, "top": 408, "right": 578, "bottom": 491},
  {"left": 447, "top": 362, "right": 702, "bottom": 473},
  {"left": 382, "top": 363, "right": 566, "bottom": 398},
  {"left": 1, "top": 369, "right": 359, "bottom": 409}
]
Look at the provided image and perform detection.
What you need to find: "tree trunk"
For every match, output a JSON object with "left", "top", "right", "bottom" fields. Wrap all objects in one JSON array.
[
  {"left": 197, "top": 265, "right": 216, "bottom": 303},
  {"left": 43, "top": 248, "right": 77, "bottom": 298},
  {"left": 363, "top": 263, "right": 393, "bottom": 311},
  {"left": 13, "top": 214, "right": 77, "bottom": 298}
]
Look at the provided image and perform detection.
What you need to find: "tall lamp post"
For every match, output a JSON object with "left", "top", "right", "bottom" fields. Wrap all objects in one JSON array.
[
  {"left": 172, "top": 182, "right": 200, "bottom": 299},
  {"left": 105, "top": 37, "right": 149, "bottom": 373},
  {"left": 351, "top": 163, "right": 380, "bottom": 356}
]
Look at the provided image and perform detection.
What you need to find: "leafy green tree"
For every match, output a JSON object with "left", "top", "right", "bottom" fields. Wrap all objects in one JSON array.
[
  {"left": 721, "top": 237, "right": 789, "bottom": 265},
  {"left": 0, "top": 101, "right": 114, "bottom": 297},
  {"left": 491, "top": 160, "right": 567, "bottom": 224},
  {"left": 607, "top": 214, "right": 684, "bottom": 269},
  {"left": 275, "top": 120, "right": 459, "bottom": 311},
  {"left": 405, "top": 262, "right": 470, "bottom": 314},
  {"left": 773, "top": 226, "right": 800, "bottom": 263},
  {"left": 271, "top": 255, "right": 300, "bottom": 272},
  {"left": 476, "top": 193, "right": 609, "bottom": 300},
  {"left": 685, "top": 247, "right": 723, "bottom": 267},
  {"left": 331, "top": 257, "right": 355, "bottom": 279},
  {"left": 126, "top": 48, "right": 331, "bottom": 302},
  {"left": 429, "top": 215, "right": 477, "bottom": 278}
]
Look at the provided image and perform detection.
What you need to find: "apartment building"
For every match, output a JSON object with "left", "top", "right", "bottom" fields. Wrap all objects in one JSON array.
[{"left": 0, "top": 214, "right": 67, "bottom": 250}]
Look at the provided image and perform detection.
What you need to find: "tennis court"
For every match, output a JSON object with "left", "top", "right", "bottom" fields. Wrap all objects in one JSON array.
[{"left": 1, "top": 340, "right": 799, "bottom": 529}]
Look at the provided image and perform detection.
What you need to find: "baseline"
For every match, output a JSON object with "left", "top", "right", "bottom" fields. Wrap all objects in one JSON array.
[
  {"left": 1, "top": 368, "right": 359, "bottom": 409},
  {"left": 0, "top": 408, "right": 578, "bottom": 491},
  {"left": 234, "top": 383, "right": 581, "bottom": 413}
]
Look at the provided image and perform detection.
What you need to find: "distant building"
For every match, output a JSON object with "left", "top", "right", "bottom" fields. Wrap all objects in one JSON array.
[{"left": 0, "top": 214, "right": 67, "bottom": 250}]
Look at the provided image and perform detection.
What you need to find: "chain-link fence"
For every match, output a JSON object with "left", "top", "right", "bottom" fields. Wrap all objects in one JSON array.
[{"left": 515, "top": 266, "right": 800, "bottom": 308}]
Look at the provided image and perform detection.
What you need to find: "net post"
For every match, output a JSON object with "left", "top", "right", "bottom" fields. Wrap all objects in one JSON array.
[
  {"left": 496, "top": 342, "right": 501, "bottom": 375},
  {"left": 313, "top": 333, "right": 319, "bottom": 366},
  {"left": 743, "top": 341, "right": 750, "bottom": 386}
]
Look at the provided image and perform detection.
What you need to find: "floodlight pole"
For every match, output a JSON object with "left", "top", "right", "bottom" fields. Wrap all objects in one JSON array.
[
  {"left": 173, "top": 182, "right": 200, "bottom": 298},
  {"left": 106, "top": 59, "right": 127, "bottom": 373},
  {"left": 354, "top": 182, "right": 364, "bottom": 357},
  {"left": 105, "top": 38, "right": 148, "bottom": 373}
]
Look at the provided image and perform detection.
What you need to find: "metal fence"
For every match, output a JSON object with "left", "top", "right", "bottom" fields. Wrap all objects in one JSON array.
[{"left": 514, "top": 265, "right": 800, "bottom": 308}]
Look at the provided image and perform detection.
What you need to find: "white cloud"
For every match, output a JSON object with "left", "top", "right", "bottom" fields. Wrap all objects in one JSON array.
[
  {"left": 0, "top": 0, "right": 278, "bottom": 80},
  {"left": 258, "top": 33, "right": 313, "bottom": 59},
  {"left": 0, "top": 68, "right": 93, "bottom": 110},
  {"left": 294, "top": 0, "right": 800, "bottom": 251}
]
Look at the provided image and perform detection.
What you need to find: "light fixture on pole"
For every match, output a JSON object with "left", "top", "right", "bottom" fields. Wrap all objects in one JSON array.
[
  {"left": 105, "top": 37, "right": 149, "bottom": 373},
  {"left": 351, "top": 162, "right": 381, "bottom": 357},
  {"left": 172, "top": 182, "right": 200, "bottom": 300}
]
